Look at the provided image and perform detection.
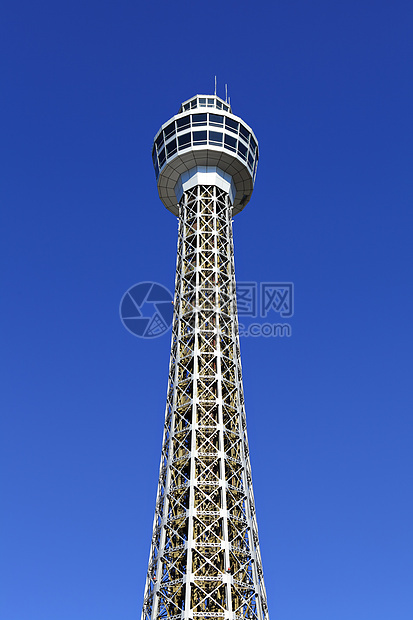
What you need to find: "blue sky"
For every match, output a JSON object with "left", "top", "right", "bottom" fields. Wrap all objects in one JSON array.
[{"left": 1, "top": 1, "right": 413, "bottom": 619}]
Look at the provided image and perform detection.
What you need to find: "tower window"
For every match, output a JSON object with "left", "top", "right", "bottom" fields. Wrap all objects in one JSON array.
[
  {"left": 238, "top": 142, "right": 247, "bottom": 159},
  {"left": 209, "top": 131, "right": 223, "bottom": 146},
  {"left": 224, "top": 134, "right": 237, "bottom": 152},
  {"left": 225, "top": 117, "right": 239, "bottom": 134},
  {"left": 248, "top": 151, "right": 254, "bottom": 170},
  {"left": 192, "top": 113, "right": 207, "bottom": 126},
  {"left": 158, "top": 148, "right": 166, "bottom": 167},
  {"left": 193, "top": 131, "right": 207, "bottom": 145},
  {"left": 239, "top": 125, "right": 250, "bottom": 142},
  {"left": 166, "top": 138, "right": 177, "bottom": 157},
  {"left": 178, "top": 133, "right": 191, "bottom": 149},
  {"left": 177, "top": 116, "right": 190, "bottom": 131},
  {"left": 209, "top": 114, "right": 224, "bottom": 127},
  {"left": 155, "top": 134, "right": 164, "bottom": 150},
  {"left": 164, "top": 122, "right": 175, "bottom": 140}
]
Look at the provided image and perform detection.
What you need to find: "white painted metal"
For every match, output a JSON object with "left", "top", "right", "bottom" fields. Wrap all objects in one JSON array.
[
  {"left": 175, "top": 167, "right": 236, "bottom": 205},
  {"left": 142, "top": 97, "right": 269, "bottom": 620},
  {"left": 152, "top": 96, "right": 259, "bottom": 216}
]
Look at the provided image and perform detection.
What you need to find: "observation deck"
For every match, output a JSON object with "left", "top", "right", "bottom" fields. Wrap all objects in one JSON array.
[{"left": 152, "top": 94, "right": 259, "bottom": 216}]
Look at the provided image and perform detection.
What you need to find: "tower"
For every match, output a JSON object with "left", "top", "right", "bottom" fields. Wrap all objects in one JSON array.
[{"left": 142, "top": 94, "right": 269, "bottom": 620}]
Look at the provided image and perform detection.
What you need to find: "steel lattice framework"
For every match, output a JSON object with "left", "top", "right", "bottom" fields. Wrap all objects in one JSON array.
[{"left": 142, "top": 95, "right": 269, "bottom": 620}]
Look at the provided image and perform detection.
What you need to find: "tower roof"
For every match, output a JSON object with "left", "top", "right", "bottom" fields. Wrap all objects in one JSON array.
[{"left": 178, "top": 94, "right": 232, "bottom": 114}]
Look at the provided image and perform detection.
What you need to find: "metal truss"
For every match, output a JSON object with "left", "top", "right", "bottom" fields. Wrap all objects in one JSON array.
[{"left": 142, "top": 185, "right": 269, "bottom": 620}]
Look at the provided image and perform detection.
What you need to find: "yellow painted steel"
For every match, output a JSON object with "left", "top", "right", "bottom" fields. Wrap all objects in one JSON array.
[{"left": 142, "top": 186, "right": 268, "bottom": 620}]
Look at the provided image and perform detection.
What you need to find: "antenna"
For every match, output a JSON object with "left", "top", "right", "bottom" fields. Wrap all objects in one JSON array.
[
  {"left": 214, "top": 76, "right": 217, "bottom": 96},
  {"left": 225, "top": 84, "right": 228, "bottom": 102}
]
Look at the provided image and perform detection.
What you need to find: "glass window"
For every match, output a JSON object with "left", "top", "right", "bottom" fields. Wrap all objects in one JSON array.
[
  {"left": 152, "top": 146, "right": 157, "bottom": 165},
  {"left": 190, "top": 99, "right": 197, "bottom": 109},
  {"left": 225, "top": 117, "right": 239, "bottom": 134},
  {"left": 250, "top": 136, "right": 257, "bottom": 153},
  {"left": 193, "top": 130, "right": 207, "bottom": 145},
  {"left": 209, "top": 113, "right": 223, "bottom": 127},
  {"left": 164, "top": 122, "right": 175, "bottom": 140},
  {"left": 178, "top": 133, "right": 191, "bottom": 149},
  {"left": 177, "top": 116, "right": 190, "bottom": 131},
  {"left": 166, "top": 138, "right": 177, "bottom": 157},
  {"left": 207, "top": 98, "right": 214, "bottom": 107},
  {"left": 154, "top": 159, "right": 159, "bottom": 178},
  {"left": 248, "top": 151, "right": 254, "bottom": 170},
  {"left": 224, "top": 134, "right": 237, "bottom": 151},
  {"left": 209, "top": 131, "right": 223, "bottom": 145},
  {"left": 223, "top": 104, "right": 229, "bottom": 112},
  {"left": 253, "top": 159, "right": 258, "bottom": 178},
  {"left": 155, "top": 133, "right": 164, "bottom": 150},
  {"left": 183, "top": 103, "right": 190, "bottom": 111},
  {"left": 238, "top": 142, "right": 247, "bottom": 159},
  {"left": 192, "top": 113, "right": 207, "bottom": 126},
  {"left": 158, "top": 148, "right": 166, "bottom": 167},
  {"left": 239, "top": 124, "right": 249, "bottom": 142},
  {"left": 216, "top": 101, "right": 223, "bottom": 110},
  {"left": 199, "top": 98, "right": 206, "bottom": 107}
]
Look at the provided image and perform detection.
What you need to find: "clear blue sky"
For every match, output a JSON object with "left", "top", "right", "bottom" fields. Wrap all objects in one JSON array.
[{"left": 1, "top": 1, "right": 413, "bottom": 619}]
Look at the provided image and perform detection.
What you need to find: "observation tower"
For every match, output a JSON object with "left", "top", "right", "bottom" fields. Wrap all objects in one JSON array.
[{"left": 142, "top": 94, "right": 269, "bottom": 620}]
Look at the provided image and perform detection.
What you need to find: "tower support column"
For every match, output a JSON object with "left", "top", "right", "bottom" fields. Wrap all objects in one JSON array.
[{"left": 142, "top": 183, "right": 269, "bottom": 620}]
